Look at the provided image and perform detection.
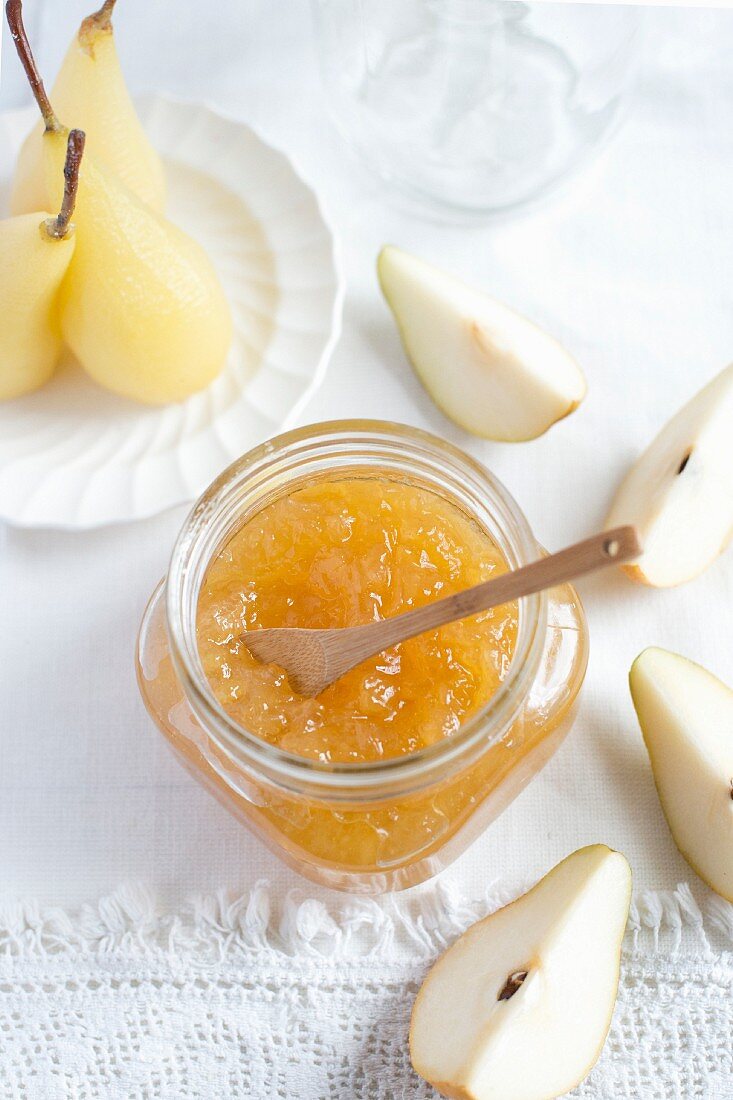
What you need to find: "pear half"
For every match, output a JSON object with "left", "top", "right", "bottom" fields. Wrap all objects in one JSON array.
[
  {"left": 606, "top": 363, "right": 733, "bottom": 587},
  {"left": 630, "top": 647, "right": 733, "bottom": 902},
  {"left": 377, "top": 246, "right": 586, "bottom": 442},
  {"left": 410, "top": 845, "right": 631, "bottom": 1100}
]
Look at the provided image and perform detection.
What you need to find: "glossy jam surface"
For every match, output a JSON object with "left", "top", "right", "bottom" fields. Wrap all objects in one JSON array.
[{"left": 197, "top": 478, "right": 518, "bottom": 762}]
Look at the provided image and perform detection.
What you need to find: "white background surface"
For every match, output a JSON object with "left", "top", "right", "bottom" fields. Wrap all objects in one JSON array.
[{"left": 1, "top": 1, "right": 732, "bottom": 913}]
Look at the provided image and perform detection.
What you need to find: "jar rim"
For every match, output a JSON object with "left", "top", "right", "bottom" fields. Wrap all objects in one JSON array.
[{"left": 165, "top": 419, "right": 547, "bottom": 795}]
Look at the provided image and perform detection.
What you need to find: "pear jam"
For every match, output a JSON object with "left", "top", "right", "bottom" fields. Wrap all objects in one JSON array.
[{"left": 197, "top": 479, "right": 518, "bottom": 763}]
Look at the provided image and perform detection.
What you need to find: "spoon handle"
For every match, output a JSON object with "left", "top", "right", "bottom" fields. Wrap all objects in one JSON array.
[{"left": 354, "top": 525, "right": 641, "bottom": 652}]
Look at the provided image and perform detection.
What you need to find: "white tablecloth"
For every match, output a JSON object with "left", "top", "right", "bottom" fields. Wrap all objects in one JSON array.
[{"left": 2, "top": 5, "right": 733, "bottom": 1097}]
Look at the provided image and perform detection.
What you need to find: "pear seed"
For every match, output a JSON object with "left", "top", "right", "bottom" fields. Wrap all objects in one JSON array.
[{"left": 498, "top": 970, "right": 528, "bottom": 1001}]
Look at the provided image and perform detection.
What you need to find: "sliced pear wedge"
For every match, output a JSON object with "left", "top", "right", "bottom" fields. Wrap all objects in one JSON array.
[
  {"left": 377, "top": 246, "right": 586, "bottom": 442},
  {"left": 630, "top": 647, "right": 733, "bottom": 902},
  {"left": 607, "top": 363, "right": 733, "bottom": 586},
  {"left": 410, "top": 845, "right": 631, "bottom": 1100}
]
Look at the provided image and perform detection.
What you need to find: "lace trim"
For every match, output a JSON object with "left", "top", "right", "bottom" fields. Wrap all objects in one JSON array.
[
  {"left": 1, "top": 879, "right": 732, "bottom": 962},
  {"left": 1, "top": 883, "right": 732, "bottom": 1099}
]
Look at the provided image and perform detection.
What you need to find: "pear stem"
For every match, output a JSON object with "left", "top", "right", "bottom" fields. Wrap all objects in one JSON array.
[
  {"left": 5, "top": 0, "right": 61, "bottom": 132},
  {"left": 80, "top": 0, "right": 116, "bottom": 42},
  {"left": 43, "top": 129, "right": 86, "bottom": 241}
]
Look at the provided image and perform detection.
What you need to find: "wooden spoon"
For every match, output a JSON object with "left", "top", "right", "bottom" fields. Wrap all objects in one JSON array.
[{"left": 241, "top": 525, "right": 641, "bottom": 697}]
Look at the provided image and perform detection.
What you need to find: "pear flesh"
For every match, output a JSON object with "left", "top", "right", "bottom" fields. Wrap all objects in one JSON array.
[
  {"left": 0, "top": 212, "right": 75, "bottom": 399},
  {"left": 606, "top": 363, "right": 733, "bottom": 587},
  {"left": 378, "top": 246, "right": 586, "bottom": 442},
  {"left": 42, "top": 128, "right": 231, "bottom": 405},
  {"left": 410, "top": 845, "right": 631, "bottom": 1100},
  {"left": 11, "top": 4, "right": 166, "bottom": 216},
  {"left": 630, "top": 647, "right": 733, "bottom": 902}
]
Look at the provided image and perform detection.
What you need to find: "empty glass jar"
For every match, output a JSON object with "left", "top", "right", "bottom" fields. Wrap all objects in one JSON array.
[{"left": 311, "top": 0, "right": 643, "bottom": 216}]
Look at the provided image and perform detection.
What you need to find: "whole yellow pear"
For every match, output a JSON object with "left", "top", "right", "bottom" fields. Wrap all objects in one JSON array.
[
  {"left": 42, "top": 128, "right": 232, "bottom": 405},
  {"left": 10, "top": 0, "right": 166, "bottom": 215},
  {"left": 7, "top": 0, "right": 231, "bottom": 405},
  {"left": 0, "top": 130, "right": 84, "bottom": 400},
  {"left": 0, "top": 214, "right": 75, "bottom": 398}
]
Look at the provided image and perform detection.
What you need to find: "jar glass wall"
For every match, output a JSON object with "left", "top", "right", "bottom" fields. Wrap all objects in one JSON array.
[{"left": 137, "top": 422, "right": 588, "bottom": 893}]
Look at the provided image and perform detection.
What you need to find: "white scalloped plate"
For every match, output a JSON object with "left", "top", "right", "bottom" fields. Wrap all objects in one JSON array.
[{"left": 0, "top": 95, "right": 342, "bottom": 529}]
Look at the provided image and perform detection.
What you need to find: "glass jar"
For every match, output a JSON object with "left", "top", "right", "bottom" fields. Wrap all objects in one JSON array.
[
  {"left": 311, "top": 0, "right": 643, "bottom": 217},
  {"left": 137, "top": 421, "right": 588, "bottom": 893}
]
